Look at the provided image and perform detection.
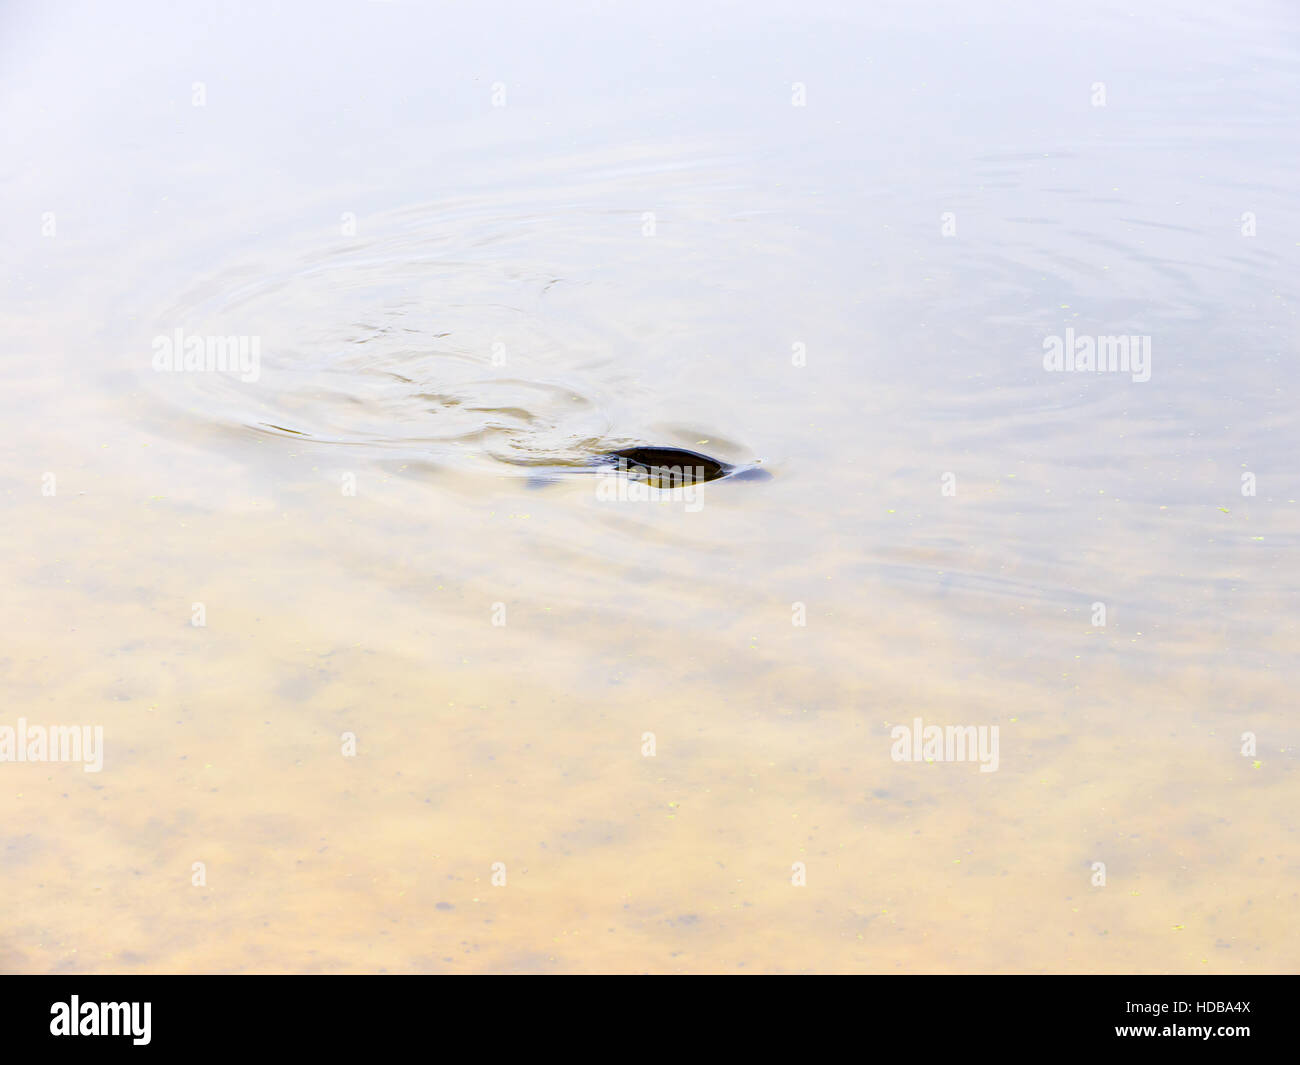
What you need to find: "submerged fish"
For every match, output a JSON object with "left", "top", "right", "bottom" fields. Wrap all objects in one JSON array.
[
  {"left": 525, "top": 445, "right": 772, "bottom": 489},
  {"left": 598, "top": 446, "right": 769, "bottom": 484}
]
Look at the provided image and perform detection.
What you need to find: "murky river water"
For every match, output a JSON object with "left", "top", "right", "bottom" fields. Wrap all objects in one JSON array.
[{"left": 2, "top": 0, "right": 1296, "bottom": 972}]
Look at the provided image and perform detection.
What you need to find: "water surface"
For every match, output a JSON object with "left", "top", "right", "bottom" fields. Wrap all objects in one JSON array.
[{"left": 1, "top": 0, "right": 1296, "bottom": 973}]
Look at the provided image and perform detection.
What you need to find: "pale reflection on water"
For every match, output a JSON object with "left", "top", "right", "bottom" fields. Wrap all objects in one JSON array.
[{"left": 0, "top": 0, "right": 1296, "bottom": 972}]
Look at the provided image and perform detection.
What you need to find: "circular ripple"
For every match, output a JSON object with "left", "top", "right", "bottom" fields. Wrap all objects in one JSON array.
[{"left": 144, "top": 198, "right": 670, "bottom": 471}]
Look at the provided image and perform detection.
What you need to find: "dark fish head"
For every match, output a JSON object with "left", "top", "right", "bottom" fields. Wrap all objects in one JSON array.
[
  {"left": 596, "top": 446, "right": 772, "bottom": 486},
  {"left": 599, "top": 446, "right": 733, "bottom": 485}
]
